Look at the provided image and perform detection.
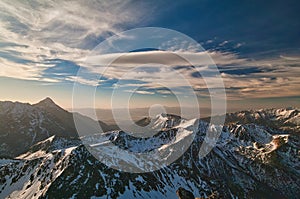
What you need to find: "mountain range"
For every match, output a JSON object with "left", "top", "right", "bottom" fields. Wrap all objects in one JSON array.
[{"left": 0, "top": 98, "right": 299, "bottom": 198}]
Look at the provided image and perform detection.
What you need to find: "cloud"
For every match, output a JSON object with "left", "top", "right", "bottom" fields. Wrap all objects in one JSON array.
[
  {"left": 132, "top": 90, "right": 156, "bottom": 95},
  {"left": 80, "top": 50, "right": 237, "bottom": 96},
  {"left": 234, "top": 43, "right": 243, "bottom": 48},
  {"left": 219, "top": 40, "right": 229, "bottom": 46},
  {"left": 65, "top": 76, "right": 99, "bottom": 87},
  {"left": 0, "top": 0, "right": 145, "bottom": 81},
  {"left": 0, "top": 1, "right": 299, "bottom": 101},
  {"left": 82, "top": 49, "right": 300, "bottom": 99},
  {"left": 84, "top": 50, "right": 247, "bottom": 72},
  {"left": 220, "top": 70, "right": 300, "bottom": 100}
]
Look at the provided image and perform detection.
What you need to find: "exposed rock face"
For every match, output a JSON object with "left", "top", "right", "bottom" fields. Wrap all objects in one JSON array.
[
  {"left": 204, "top": 107, "right": 300, "bottom": 133},
  {"left": 176, "top": 187, "right": 195, "bottom": 199},
  {"left": 0, "top": 98, "right": 112, "bottom": 157},
  {"left": 0, "top": 102, "right": 299, "bottom": 199}
]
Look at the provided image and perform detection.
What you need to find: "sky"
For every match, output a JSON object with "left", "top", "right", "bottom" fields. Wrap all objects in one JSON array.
[{"left": 0, "top": 0, "right": 299, "bottom": 114}]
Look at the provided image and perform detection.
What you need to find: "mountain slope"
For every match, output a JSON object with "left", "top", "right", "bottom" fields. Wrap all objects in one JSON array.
[
  {"left": 0, "top": 108, "right": 299, "bottom": 199},
  {"left": 0, "top": 98, "right": 112, "bottom": 157},
  {"left": 204, "top": 108, "right": 300, "bottom": 133}
]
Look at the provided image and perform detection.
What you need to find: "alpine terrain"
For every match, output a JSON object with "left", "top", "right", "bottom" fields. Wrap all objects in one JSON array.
[{"left": 0, "top": 98, "right": 299, "bottom": 198}]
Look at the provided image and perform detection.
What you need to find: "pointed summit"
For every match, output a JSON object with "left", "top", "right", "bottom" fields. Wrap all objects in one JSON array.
[
  {"left": 34, "top": 97, "right": 60, "bottom": 109},
  {"left": 40, "top": 97, "right": 55, "bottom": 103}
]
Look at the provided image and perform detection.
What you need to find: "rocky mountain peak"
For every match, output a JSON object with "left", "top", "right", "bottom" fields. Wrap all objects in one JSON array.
[
  {"left": 34, "top": 97, "right": 61, "bottom": 109},
  {"left": 0, "top": 105, "right": 299, "bottom": 198},
  {"left": 36, "top": 97, "right": 56, "bottom": 105}
]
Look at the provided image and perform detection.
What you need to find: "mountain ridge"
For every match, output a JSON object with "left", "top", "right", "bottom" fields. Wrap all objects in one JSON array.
[
  {"left": 0, "top": 98, "right": 112, "bottom": 157},
  {"left": 0, "top": 98, "right": 299, "bottom": 198},
  {"left": 1, "top": 115, "right": 298, "bottom": 198}
]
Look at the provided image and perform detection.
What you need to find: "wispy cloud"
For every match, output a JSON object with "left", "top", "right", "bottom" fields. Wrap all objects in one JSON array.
[
  {"left": 83, "top": 49, "right": 300, "bottom": 99},
  {"left": 0, "top": 1, "right": 299, "bottom": 102},
  {"left": 126, "top": 90, "right": 156, "bottom": 95},
  {"left": 0, "top": 0, "right": 145, "bottom": 80}
]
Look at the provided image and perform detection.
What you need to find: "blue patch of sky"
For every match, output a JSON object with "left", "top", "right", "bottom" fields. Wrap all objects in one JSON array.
[
  {"left": 0, "top": 50, "right": 33, "bottom": 64},
  {"left": 42, "top": 59, "right": 80, "bottom": 79},
  {"left": 129, "top": 48, "right": 160, "bottom": 52},
  {"left": 217, "top": 66, "right": 274, "bottom": 75},
  {"left": 147, "top": 0, "right": 300, "bottom": 58}
]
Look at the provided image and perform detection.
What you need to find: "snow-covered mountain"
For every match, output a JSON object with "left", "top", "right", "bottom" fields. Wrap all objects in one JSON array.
[
  {"left": 207, "top": 107, "right": 300, "bottom": 133},
  {"left": 0, "top": 100, "right": 299, "bottom": 198},
  {"left": 0, "top": 98, "right": 112, "bottom": 157}
]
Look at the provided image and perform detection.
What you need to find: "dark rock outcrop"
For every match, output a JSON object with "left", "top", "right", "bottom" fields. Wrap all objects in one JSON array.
[{"left": 176, "top": 187, "right": 195, "bottom": 199}]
